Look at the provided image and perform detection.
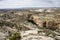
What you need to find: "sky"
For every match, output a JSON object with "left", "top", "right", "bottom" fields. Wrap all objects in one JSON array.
[{"left": 0, "top": 0, "right": 60, "bottom": 9}]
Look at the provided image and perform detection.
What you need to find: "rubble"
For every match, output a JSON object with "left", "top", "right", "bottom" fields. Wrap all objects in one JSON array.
[
  {"left": 22, "top": 35, "right": 55, "bottom": 40},
  {"left": 0, "top": 32, "right": 8, "bottom": 40},
  {"left": 21, "top": 29, "right": 55, "bottom": 40}
]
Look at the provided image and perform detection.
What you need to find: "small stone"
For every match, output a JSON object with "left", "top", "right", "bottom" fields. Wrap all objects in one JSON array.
[{"left": 55, "top": 36, "right": 60, "bottom": 40}]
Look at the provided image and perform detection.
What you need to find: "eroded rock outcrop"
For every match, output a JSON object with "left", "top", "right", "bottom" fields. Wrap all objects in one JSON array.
[{"left": 28, "top": 13, "right": 60, "bottom": 30}]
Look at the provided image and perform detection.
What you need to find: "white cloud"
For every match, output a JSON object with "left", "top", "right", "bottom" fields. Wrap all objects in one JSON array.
[{"left": 0, "top": 0, "right": 60, "bottom": 9}]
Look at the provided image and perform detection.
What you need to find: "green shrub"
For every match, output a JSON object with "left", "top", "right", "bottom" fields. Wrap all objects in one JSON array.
[{"left": 9, "top": 32, "right": 21, "bottom": 40}]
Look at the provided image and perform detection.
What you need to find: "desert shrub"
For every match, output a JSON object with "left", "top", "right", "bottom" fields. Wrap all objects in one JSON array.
[
  {"left": 0, "top": 20, "right": 18, "bottom": 28},
  {"left": 9, "top": 32, "right": 21, "bottom": 40},
  {"left": 45, "top": 30, "right": 52, "bottom": 36},
  {"left": 1, "top": 14, "right": 13, "bottom": 19},
  {"left": 0, "top": 20, "right": 4, "bottom": 25}
]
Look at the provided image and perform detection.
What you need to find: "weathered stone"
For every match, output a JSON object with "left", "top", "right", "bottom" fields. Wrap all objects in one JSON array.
[
  {"left": 55, "top": 36, "right": 60, "bottom": 40},
  {"left": 21, "top": 30, "right": 38, "bottom": 38},
  {"left": 0, "top": 32, "right": 8, "bottom": 40},
  {"left": 22, "top": 35, "right": 55, "bottom": 40},
  {"left": 28, "top": 14, "right": 43, "bottom": 28},
  {"left": 28, "top": 14, "right": 60, "bottom": 29}
]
